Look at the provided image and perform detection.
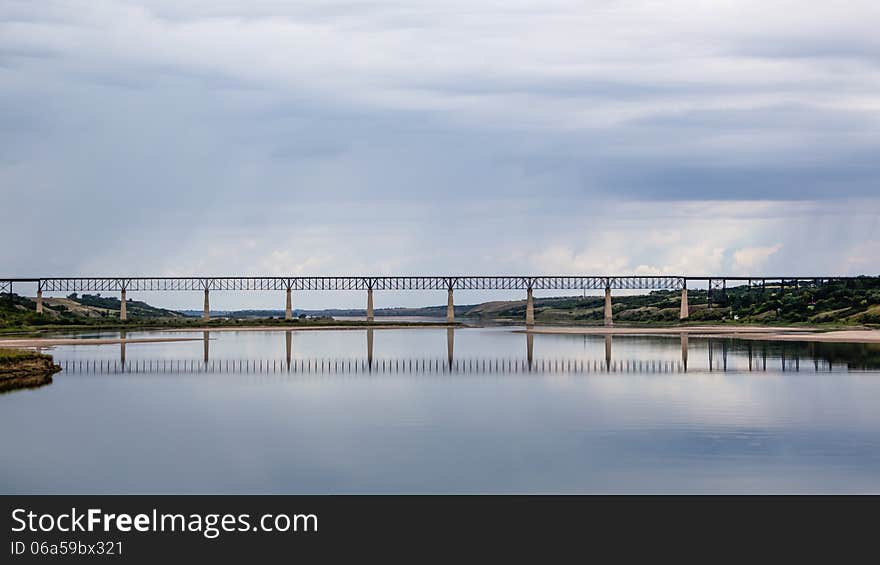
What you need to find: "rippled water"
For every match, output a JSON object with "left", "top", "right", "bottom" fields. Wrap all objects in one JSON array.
[{"left": 2, "top": 327, "right": 880, "bottom": 493}]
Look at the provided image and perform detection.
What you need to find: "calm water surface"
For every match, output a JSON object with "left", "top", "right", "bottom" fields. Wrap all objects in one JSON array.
[{"left": 2, "top": 327, "right": 880, "bottom": 493}]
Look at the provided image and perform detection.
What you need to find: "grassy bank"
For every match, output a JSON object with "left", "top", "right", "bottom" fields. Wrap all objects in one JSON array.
[
  {"left": 465, "top": 278, "right": 880, "bottom": 327},
  {"left": 0, "top": 348, "right": 61, "bottom": 393},
  {"left": 0, "top": 348, "right": 51, "bottom": 361}
]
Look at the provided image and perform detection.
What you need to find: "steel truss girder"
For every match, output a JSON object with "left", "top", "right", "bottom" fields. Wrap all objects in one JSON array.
[
  {"left": 28, "top": 276, "right": 687, "bottom": 292},
  {"left": 12, "top": 276, "right": 868, "bottom": 293}
]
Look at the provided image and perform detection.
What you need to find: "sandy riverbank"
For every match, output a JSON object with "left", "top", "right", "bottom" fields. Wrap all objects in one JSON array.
[
  {"left": 519, "top": 326, "right": 880, "bottom": 343},
  {"left": 519, "top": 325, "right": 817, "bottom": 336},
  {"left": 0, "top": 337, "right": 203, "bottom": 348},
  {"left": 160, "top": 325, "right": 454, "bottom": 333}
]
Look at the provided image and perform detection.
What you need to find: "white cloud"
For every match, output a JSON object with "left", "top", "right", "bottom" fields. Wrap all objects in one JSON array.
[
  {"left": 843, "top": 241, "right": 880, "bottom": 274},
  {"left": 733, "top": 244, "right": 783, "bottom": 272},
  {"left": 529, "top": 245, "right": 631, "bottom": 275}
]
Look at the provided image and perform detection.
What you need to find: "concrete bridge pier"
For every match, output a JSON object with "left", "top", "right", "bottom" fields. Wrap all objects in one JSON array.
[
  {"left": 203, "top": 289, "right": 210, "bottom": 321},
  {"left": 120, "top": 289, "right": 127, "bottom": 321},
  {"left": 285, "top": 288, "right": 292, "bottom": 320},
  {"left": 525, "top": 288, "right": 535, "bottom": 327},
  {"left": 680, "top": 285, "right": 689, "bottom": 320},
  {"left": 604, "top": 287, "right": 613, "bottom": 327},
  {"left": 366, "top": 289, "right": 374, "bottom": 322},
  {"left": 36, "top": 289, "right": 43, "bottom": 314},
  {"left": 447, "top": 289, "right": 455, "bottom": 323}
]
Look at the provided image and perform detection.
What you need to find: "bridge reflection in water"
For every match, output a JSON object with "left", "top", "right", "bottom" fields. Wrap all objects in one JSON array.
[{"left": 54, "top": 329, "right": 875, "bottom": 375}]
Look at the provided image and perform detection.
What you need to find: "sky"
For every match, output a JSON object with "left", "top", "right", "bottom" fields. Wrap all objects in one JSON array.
[{"left": 1, "top": 1, "right": 879, "bottom": 309}]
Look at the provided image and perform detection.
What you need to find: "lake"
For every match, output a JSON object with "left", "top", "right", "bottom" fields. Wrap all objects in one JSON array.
[{"left": 2, "top": 327, "right": 879, "bottom": 493}]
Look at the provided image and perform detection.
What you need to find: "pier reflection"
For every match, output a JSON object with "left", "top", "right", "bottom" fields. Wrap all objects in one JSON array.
[
  {"left": 447, "top": 328, "right": 454, "bottom": 368},
  {"left": 605, "top": 334, "right": 612, "bottom": 370},
  {"left": 120, "top": 329, "right": 126, "bottom": 366},
  {"left": 203, "top": 331, "right": 209, "bottom": 364},
  {"left": 527, "top": 333, "right": 534, "bottom": 369},
  {"left": 681, "top": 334, "right": 688, "bottom": 371}
]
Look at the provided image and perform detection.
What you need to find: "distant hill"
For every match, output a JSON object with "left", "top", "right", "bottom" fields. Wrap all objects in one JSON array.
[
  {"left": 461, "top": 278, "right": 880, "bottom": 325},
  {"left": 59, "top": 293, "right": 185, "bottom": 319},
  {"left": 178, "top": 305, "right": 468, "bottom": 318},
  {"left": 0, "top": 292, "right": 184, "bottom": 329}
]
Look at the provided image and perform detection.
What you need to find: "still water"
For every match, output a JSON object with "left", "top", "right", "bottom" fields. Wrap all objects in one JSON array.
[{"left": 2, "top": 327, "right": 880, "bottom": 493}]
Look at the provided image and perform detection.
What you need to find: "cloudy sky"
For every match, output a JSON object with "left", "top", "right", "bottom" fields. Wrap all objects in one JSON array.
[{"left": 1, "top": 1, "right": 879, "bottom": 309}]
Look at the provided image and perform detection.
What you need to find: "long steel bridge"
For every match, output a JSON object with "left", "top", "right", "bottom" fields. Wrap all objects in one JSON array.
[
  {"left": 7, "top": 275, "right": 687, "bottom": 292},
  {"left": 0, "top": 275, "right": 866, "bottom": 325}
]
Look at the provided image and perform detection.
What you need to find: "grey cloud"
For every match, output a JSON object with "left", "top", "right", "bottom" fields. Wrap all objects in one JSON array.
[
  {"left": 1, "top": 1, "right": 879, "bottom": 287},
  {"left": 628, "top": 104, "right": 879, "bottom": 132},
  {"left": 729, "top": 37, "right": 880, "bottom": 63},
  {"left": 590, "top": 157, "right": 880, "bottom": 201}
]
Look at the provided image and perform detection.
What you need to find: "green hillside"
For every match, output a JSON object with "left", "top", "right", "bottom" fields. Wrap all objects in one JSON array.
[
  {"left": 463, "top": 277, "right": 880, "bottom": 326},
  {"left": 0, "top": 292, "right": 184, "bottom": 330}
]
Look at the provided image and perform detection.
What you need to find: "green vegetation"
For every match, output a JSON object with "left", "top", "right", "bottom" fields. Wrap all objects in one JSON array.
[
  {"left": 66, "top": 293, "right": 184, "bottom": 318},
  {"left": 0, "top": 294, "right": 47, "bottom": 330},
  {"left": 0, "top": 348, "right": 53, "bottom": 361},
  {"left": 463, "top": 277, "right": 880, "bottom": 326},
  {"left": 0, "top": 292, "right": 183, "bottom": 332},
  {"left": 0, "top": 292, "right": 455, "bottom": 334}
]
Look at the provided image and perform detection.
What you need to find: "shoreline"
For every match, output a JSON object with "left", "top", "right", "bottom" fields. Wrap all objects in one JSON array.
[
  {"left": 519, "top": 325, "right": 880, "bottom": 343},
  {"left": 518, "top": 325, "right": 817, "bottom": 335},
  {"left": 1, "top": 323, "right": 879, "bottom": 346},
  {"left": 0, "top": 324, "right": 457, "bottom": 348},
  {"left": 160, "top": 324, "right": 456, "bottom": 333}
]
